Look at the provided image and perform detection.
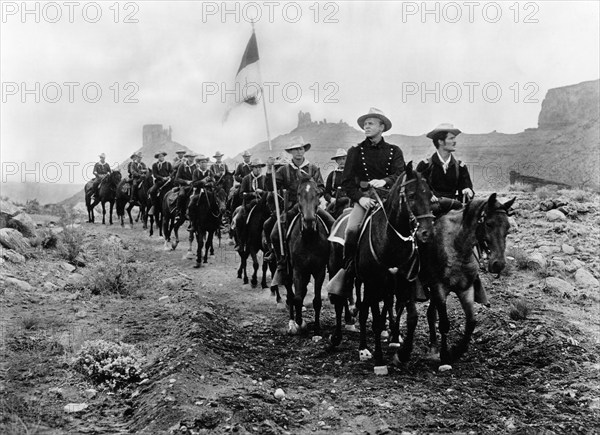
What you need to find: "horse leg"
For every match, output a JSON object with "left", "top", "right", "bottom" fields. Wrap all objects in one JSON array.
[
  {"left": 371, "top": 300, "right": 385, "bottom": 366},
  {"left": 312, "top": 269, "right": 325, "bottom": 337},
  {"left": 242, "top": 251, "right": 249, "bottom": 285},
  {"left": 396, "top": 296, "right": 417, "bottom": 364},
  {"left": 109, "top": 201, "right": 114, "bottom": 225},
  {"left": 127, "top": 203, "right": 134, "bottom": 227},
  {"left": 250, "top": 250, "right": 259, "bottom": 287},
  {"left": 390, "top": 294, "right": 405, "bottom": 349},
  {"left": 261, "top": 255, "right": 269, "bottom": 289},
  {"left": 194, "top": 231, "right": 203, "bottom": 268},
  {"left": 287, "top": 282, "right": 298, "bottom": 334},
  {"left": 451, "top": 286, "right": 476, "bottom": 361},
  {"left": 432, "top": 283, "right": 451, "bottom": 365},
  {"left": 331, "top": 298, "right": 344, "bottom": 347},
  {"left": 101, "top": 202, "right": 106, "bottom": 225},
  {"left": 358, "top": 292, "right": 372, "bottom": 361},
  {"left": 186, "top": 230, "right": 195, "bottom": 259},
  {"left": 203, "top": 233, "right": 210, "bottom": 263},
  {"left": 149, "top": 215, "right": 154, "bottom": 236},
  {"left": 427, "top": 301, "right": 439, "bottom": 358}
]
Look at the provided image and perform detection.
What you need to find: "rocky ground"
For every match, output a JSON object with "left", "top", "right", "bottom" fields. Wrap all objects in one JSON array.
[{"left": 1, "top": 189, "right": 599, "bottom": 434}]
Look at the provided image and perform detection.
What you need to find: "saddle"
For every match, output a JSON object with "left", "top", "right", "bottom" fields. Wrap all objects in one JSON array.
[{"left": 164, "top": 189, "right": 180, "bottom": 215}]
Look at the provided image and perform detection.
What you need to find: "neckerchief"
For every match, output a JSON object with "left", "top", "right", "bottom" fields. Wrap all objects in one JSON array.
[{"left": 436, "top": 151, "right": 452, "bottom": 174}]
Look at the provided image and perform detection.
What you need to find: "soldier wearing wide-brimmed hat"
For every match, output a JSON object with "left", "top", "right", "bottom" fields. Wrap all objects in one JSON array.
[
  {"left": 234, "top": 150, "right": 253, "bottom": 183},
  {"left": 126, "top": 151, "right": 147, "bottom": 203},
  {"left": 91, "top": 153, "right": 112, "bottom": 200},
  {"left": 211, "top": 151, "right": 230, "bottom": 179},
  {"left": 324, "top": 148, "right": 348, "bottom": 203},
  {"left": 172, "top": 150, "right": 187, "bottom": 176},
  {"left": 147, "top": 151, "right": 173, "bottom": 215},
  {"left": 327, "top": 108, "right": 406, "bottom": 299},
  {"left": 263, "top": 136, "right": 335, "bottom": 269}
]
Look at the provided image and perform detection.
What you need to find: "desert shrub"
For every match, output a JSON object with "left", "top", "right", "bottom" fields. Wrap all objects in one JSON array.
[
  {"left": 58, "top": 225, "right": 85, "bottom": 262},
  {"left": 507, "top": 247, "right": 530, "bottom": 270},
  {"left": 535, "top": 186, "right": 551, "bottom": 200},
  {"left": 558, "top": 188, "right": 593, "bottom": 203},
  {"left": 508, "top": 182, "right": 534, "bottom": 193},
  {"left": 509, "top": 299, "right": 529, "bottom": 321},
  {"left": 73, "top": 339, "right": 145, "bottom": 390},
  {"left": 23, "top": 199, "right": 42, "bottom": 214}
]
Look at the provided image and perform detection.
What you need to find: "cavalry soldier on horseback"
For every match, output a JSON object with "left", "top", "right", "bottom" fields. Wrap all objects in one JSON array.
[
  {"left": 126, "top": 152, "right": 147, "bottom": 205},
  {"left": 91, "top": 153, "right": 112, "bottom": 201},
  {"left": 148, "top": 151, "right": 172, "bottom": 215},
  {"left": 234, "top": 150, "right": 253, "bottom": 183},
  {"left": 324, "top": 148, "right": 348, "bottom": 204},
  {"left": 211, "top": 151, "right": 229, "bottom": 179},
  {"left": 327, "top": 108, "right": 406, "bottom": 298},
  {"left": 416, "top": 123, "right": 488, "bottom": 305},
  {"left": 187, "top": 154, "right": 215, "bottom": 232},
  {"left": 265, "top": 136, "right": 335, "bottom": 273},
  {"left": 174, "top": 152, "right": 196, "bottom": 218},
  {"left": 172, "top": 150, "right": 187, "bottom": 177},
  {"left": 416, "top": 123, "right": 474, "bottom": 213},
  {"left": 231, "top": 158, "right": 267, "bottom": 250}
]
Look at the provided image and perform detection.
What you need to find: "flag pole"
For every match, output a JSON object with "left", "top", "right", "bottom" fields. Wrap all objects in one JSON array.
[{"left": 252, "top": 22, "right": 285, "bottom": 264}]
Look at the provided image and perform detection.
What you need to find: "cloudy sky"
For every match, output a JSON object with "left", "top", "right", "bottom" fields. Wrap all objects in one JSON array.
[{"left": 1, "top": 1, "right": 598, "bottom": 183}]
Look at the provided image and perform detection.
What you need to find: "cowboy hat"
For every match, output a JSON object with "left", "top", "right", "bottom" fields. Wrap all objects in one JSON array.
[
  {"left": 175, "top": 149, "right": 187, "bottom": 154},
  {"left": 357, "top": 107, "right": 392, "bottom": 132},
  {"left": 242, "top": 150, "right": 252, "bottom": 157},
  {"left": 213, "top": 151, "right": 224, "bottom": 158},
  {"left": 250, "top": 158, "right": 266, "bottom": 167},
  {"left": 330, "top": 148, "right": 347, "bottom": 160},
  {"left": 99, "top": 153, "right": 106, "bottom": 158},
  {"left": 284, "top": 136, "right": 311, "bottom": 153},
  {"left": 130, "top": 151, "right": 142, "bottom": 159},
  {"left": 184, "top": 152, "right": 197, "bottom": 158},
  {"left": 195, "top": 154, "right": 209, "bottom": 162},
  {"left": 426, "top": 123, "right": 462, "bottom": 139},
  {"left": 154, "top": 151, "right": 167, "bottom": 158}
]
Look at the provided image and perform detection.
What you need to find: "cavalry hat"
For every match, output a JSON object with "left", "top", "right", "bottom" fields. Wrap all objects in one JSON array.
[
  {"left": 357, "top": 107, "right": 392, "bottom": 132},
  {"left": 184, "top": 152, "right": 197, "bottom": 158},
  {"left": 99, "top": 153, "right": 106, "bottom": 158},
  {"left": 213, "top": 151, "right": 224, "bottom": 158},
  {"left": 426, "top": 123, "right": 462, "bottom": 139},
  {"left": 284, "top": 136, "right": 311, "bottom": 153},
  {"left": 130, "top": 151, "right": 142, "bottom": 159},
  {"left": 330, "top": 148, "right": 347, "bottom": 160},
  {"left": 241, "top": 150, "right": 252, "bottom": 157},
  {"left": 175, "top": 150, "right": 187, "bottom": 154},
  {"left": 250, "top": 158, "right": 266, "bottom": 168},
  {"left": 154, "top": 151, "right": 167, "bottom": 158},
  {"left": 195, "top": 154, "right": 209, "bottom": 162}
]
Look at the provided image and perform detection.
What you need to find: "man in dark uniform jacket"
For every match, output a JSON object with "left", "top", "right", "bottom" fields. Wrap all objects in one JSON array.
[
  {"left": 92, "top": 153, "right": 112, "bottom": 199},
  {"left": 416, "top": 123, "right": 474, "bottom": 211},
  {"left": 187, "top": 154, "right": 215, "bottom": 231},
  {"left": 148, "top": 151, "right": 172, "bottom": 214},
  {"left": 174, "top": 152, "right": 196, "bottom": 216},
  {"left": 172, "top": 150, "right": 187, "bottom": 177},
  {"left": 211, "top": 151, "right": 229, "bottom": 180},
  {"left": 324, "top": 148, "right": 348, "bottom": 203},
  {"left": 127, "top": 152, "right": 147, "bottom": 203},
  {"left": 264, "top": 136, "right": 335, "bottom": 271},
  {"left": 327, "top": 108, "right": 405, "bottom": 297},
  {"left": 234, "top": 151, "right": 253, "bottom": 183}
]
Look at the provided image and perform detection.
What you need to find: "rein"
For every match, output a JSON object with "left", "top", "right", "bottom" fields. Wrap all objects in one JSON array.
[{"left": 477, "top": 206, "right": 508, "bottom": 255}]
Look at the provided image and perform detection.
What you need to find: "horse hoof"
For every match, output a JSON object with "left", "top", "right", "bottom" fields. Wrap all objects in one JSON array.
[
  {"left": 243, "top": 278, "right": 249, "bottom": 285},
  {"left": 194, "top": 262, "right": 201, "bottom": 269},
  {"left": 373, "top": 366, "right": 388, "bottom": 376},
  {"left": 359, "top": 349, "right": 372, "bottom": 361},
  {"left": 345, "top": 324, "right": 359, "bottom": 333},
  {"left": 185, "top": 251, "right": 195, "bottom": 260},
  {"left": 389, "top": 342, "right": 402, "bottom": 349},
  {"left": 288, "top": 320, "right": 300, "bottom": 335},
  {"left": 438, "top": 364, "right": 453, "bottom": 372},
  {"left": 163, "top": 243, "right": 170, "bottom": 251},
  {"left": 171, "top": 240, "right": 178, "bottom": 250},
  {"left": 330, "top": 333, "right": 342, "bottom": 347},
  {"left": 392, "top": 353, "right": 403, "bottom": 367},
  {"left": 380, "top": 330, "right": 390, "bottom": 340}
]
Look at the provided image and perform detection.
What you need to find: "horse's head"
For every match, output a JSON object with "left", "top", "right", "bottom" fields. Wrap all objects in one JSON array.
[
  {"left": 476, "top": 193, "right": 515, "bottom": 274},
  {"left": 109, "top": 170, "right": 122, "bottom": 185},
  {"left": 401, "top": 161, "right": 434, "bottom": 243},
  {"left": 214, "top": 186, "right": 228, "bottom": 215},
  {"left": 217, "top": 171, "right": 235, "bottom": 193},
  {"left": 297, "top": 176, "right": 319, "bottom": 233}
]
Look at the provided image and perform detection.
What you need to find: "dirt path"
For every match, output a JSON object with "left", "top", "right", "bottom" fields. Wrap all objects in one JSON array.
[{"left": 2, "top": 214, "right": 600, "bottom": 434}]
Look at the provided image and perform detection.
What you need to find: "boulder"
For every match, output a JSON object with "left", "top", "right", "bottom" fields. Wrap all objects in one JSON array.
[
  {"left": 8, "top": 212, "right": 37, "bottom": 238},
  {"left": 546, "top": 209, "right": 566, "bottom": 222},
  {"left": 4, "top": 276, "right": 34, "bottom": 291},
  {"left": 0, "top": 228, "right": 31, "bottom": 254},
  {"left": 545, "top": 277, "right": 575, "bottom": 296},
  {"left": 0, "top": 199, "right": 21, "bottom": 219},
  {"left": 527, "top": 252, "right": 547, "bottom": 270},
  {"left": 1, "top": 248, "right": 26, "bottom": 263},
  {"left": 67, "top": 273, "right": 85, "bottom": 286},
  {"left": 561, "top": 244, "right": 576, "bottom": 255},
  {"left": 60, "top": 262, "right": 76, "bottom": 272},
  {"left": 575, "top": 268, "right": 599, "bottom": 289}
]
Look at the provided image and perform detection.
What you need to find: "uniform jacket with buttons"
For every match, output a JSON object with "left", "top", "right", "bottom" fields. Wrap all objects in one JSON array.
[
  {"left": 324, "top": 169, "right": 345, "bottom": 202},
  {"left": 265, "top": 161, "right": 325, "bottom": 207},
  {"left": 211, "top": 162, "right": 230, "bottom": 178},
  {"left": 192, "top": 168, "right": 215, "bottom": 189},
  {"left": 416, "top": 153, "right": 473, "bottom": 201},
  {"left": 93, "top": 162, "right": 111, "bottom": 178},
  {"left": 234, "top": 162, "right": 252, "bottom": 183},
  {"left": 341, "top": 138, "right": 406, "bottom": 203},
  {"left": 175, "top": 163, "right": 194, "bottom": 186}
]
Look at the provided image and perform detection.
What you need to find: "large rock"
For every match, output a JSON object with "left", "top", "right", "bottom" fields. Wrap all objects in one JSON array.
[
  {"left": 1, "top": 247, "right": 25, "bottom": 263},
  {"left": 527, "top": 252, "right": 547, "bottom": 270},
  {"left": 0, "top": 199, "right": 21, "bottom": 218},
  {"left": 575, "top": 268, "right": 599, "bottom": 289},
  {"left": 546, "top": 209, "right": 566, "bottom": 221},
  {"left": 4, "top": 276, "right": 34, "bottom": 291},
  {"left": 8, "top": 212, "right": 37, "bottom": 238},
  {"left": 0, "top": 228, "right": 31, "bottom": 254},
  {"left": 545, "top": 277, "right": 575, "bottom": 296}
]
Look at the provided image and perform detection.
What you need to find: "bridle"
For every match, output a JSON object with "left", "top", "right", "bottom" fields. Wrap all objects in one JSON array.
[{"left": 477, "top": 206, "right": 508, "bottom": 256}]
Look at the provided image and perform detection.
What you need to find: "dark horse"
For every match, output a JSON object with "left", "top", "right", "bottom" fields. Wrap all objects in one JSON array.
[
  {"left": 425, "top": 193, "right": 515, "bottom": 366},
  {"left": 351, "top": 162, "right": 434, "bottom": 366},
  {"left": 149, "top": 179, "right": 172, "bottom": 238},
  {"left": 205, "top": 171, "right": 235, "bottom": 254},
  {"left": 189, "top": 185, "right": 228, "bottom": 267},
  {"left": 235, "top": 192, "right": 271, "bottom": 288},
  {"left": 115, "top": 170, "right": 153, "bottom": 229},
  {"left": 281, "top": 178, "right": 331, "bottom": 336},
  {"left": 84, "top": 171, "right": 122, "bottom": 224},
  {"left": 161, "top": 187, "right": 186, "bottom": 250}
]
